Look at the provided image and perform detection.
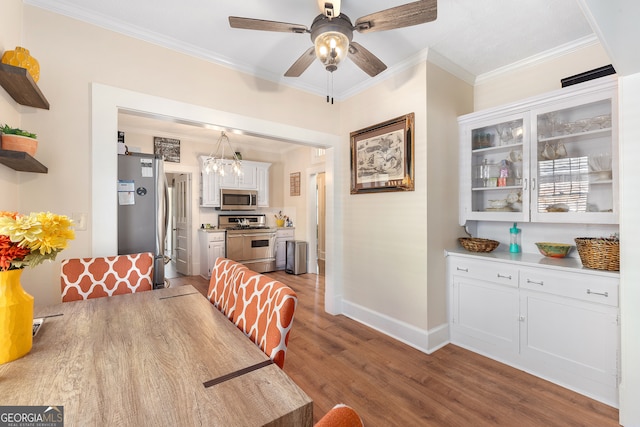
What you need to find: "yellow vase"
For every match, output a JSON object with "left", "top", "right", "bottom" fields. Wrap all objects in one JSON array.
[
  {"left": 1, "top": 46, "right": 40, "bottom": 83},
  {"left": 276, "top": 219, "right": 285, "bottom": 227},
  {"left": 0, "top": 269, "right": 34, "bottom": 364}
]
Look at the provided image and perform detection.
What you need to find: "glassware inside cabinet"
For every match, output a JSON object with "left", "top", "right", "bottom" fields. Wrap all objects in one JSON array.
[
  {"left": 471, "top": 118, "right": 525, "bottom": 213},
  {"left": 535, "top": 99, "right": 613, "bottom": 215}
]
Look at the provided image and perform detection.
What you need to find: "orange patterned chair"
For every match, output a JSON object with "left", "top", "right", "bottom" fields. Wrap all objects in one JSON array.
[
  {"left": 60, "top": 253, "right": 154, "bottom": 302},
  {"left": 206, "top": 257, "right": 248, "bottom": 320},
  {"left": 315, "top": 404, "right": 364, "bottom": 427},
  {"left": 232, "top": 268, "right": 298, "bottom": 369}
]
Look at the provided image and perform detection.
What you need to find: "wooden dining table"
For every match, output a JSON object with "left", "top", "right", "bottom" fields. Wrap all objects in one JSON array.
[{"left": 0, "top": 285, "right": 312, "bottom": 426}]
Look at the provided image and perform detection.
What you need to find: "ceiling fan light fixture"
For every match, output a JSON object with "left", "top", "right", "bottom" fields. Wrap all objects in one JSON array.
[{"left": 314, "top": 31, "right": 349, "bottom": 72}]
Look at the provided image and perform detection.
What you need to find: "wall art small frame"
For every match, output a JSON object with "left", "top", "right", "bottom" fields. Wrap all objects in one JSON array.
[
  {"left": 290, "top": 172, "right": 301, "bottom": 196},
  {"left": 350, "top": 113, "right": 415, "bottom": 194},
  {"left": 153, "top": 137, "right": 180, "bottom": 163}
]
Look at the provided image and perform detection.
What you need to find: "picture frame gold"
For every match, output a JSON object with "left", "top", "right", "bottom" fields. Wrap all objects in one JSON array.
[{"left": 350, "top": 113, "right": 415, "bottom": 194}]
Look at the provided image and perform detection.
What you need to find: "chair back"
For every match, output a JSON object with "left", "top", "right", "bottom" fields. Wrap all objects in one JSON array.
[
  {"left": 232, "top": 269, "right": 297, "bottom": 369},
  {"left": 206, "top": 257, "right": 247, "bottom": 319},
  {"left": 315, "top": 404, "right": 364, "bottom": 427},
  {"left": 61, "top": 252, "right": 154, "bottom": 302}
]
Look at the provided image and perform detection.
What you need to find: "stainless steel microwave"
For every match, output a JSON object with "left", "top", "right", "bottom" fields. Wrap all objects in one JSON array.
[{"left": 218, "top": 189, "right": 258, "bottom": 211}]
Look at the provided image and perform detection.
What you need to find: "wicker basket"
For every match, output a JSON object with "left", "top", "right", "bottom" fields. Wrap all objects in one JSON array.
[
  {"left": 574, "top": 237, "right": 619, "bottom": 271},
  {"left": 459, "top": 237, "right": 499, "bottom": 253}
]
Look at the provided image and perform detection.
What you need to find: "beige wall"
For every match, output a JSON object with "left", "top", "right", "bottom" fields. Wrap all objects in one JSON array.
[
  {"left": 0, "top": 0, "right": 24, "bottom": 210},
  {"left": 340, "top": 62, "right": 430, "bottom": 329},
  {"left": 474, "top": 43, "right": 611, "bottom": 110},
  {"left": 17, "top": 6, "right": 335, "bottom": 306},
  {"left": 426, "top": 62, "right": 474, "bottom": 329}
]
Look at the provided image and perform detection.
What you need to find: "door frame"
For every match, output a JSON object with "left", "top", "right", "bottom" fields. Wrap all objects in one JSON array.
[{"left": 306, "top": 164, "right": 325, "bottom": 275}]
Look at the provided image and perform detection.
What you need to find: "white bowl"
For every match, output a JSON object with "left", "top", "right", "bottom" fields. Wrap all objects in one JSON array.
[{"left": 489, "top": 199, "right": 508, "bottom": 209}]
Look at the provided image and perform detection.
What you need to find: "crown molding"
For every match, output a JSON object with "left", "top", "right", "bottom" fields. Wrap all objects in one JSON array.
[{"left": 474, "top": 34, "right": 600, "bottom": 85}]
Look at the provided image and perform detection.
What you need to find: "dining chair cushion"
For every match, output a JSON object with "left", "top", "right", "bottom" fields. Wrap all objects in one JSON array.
[
  {"left": 315, "top": 404, "right": 364, "bottom": 427},
  {"left": 233, "top": 269, "right": 298, "bottom": 369},
  {"left": 207, "top": 257, "right": 248, "bottom": 319},
  {"left": 61, "top": 252, "right": 154, "bottom": 302}
]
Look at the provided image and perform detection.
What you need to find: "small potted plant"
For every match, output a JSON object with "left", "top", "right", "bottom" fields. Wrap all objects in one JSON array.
[{"left": 0, "top": 124, "right": 38, "bottom": 157}]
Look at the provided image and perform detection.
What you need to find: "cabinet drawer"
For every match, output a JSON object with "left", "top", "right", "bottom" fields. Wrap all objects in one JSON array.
[
  {"left": 276, "top": 230, "right": 295, "bottom": 239},
  {"left": 207, "top": 232, "right": 226, "bottom": 242},
  {"left": 519, "top": 268, "right": 618, "bottom": 307},
  {"left": 449, "top": 258, "right": 518, "bottom": 288}
]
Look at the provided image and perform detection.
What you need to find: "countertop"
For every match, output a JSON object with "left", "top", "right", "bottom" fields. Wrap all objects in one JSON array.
[{"left": 445, "top": 247, "right": 620, "bottom": 278}]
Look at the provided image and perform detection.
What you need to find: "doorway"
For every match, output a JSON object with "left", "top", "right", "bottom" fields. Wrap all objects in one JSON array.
[{"left": 165, "top": 172, "right": 192, "bottom": 278}]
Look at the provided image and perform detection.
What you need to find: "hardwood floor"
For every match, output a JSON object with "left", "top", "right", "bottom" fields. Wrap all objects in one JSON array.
[{"left": 170, "top": 272, "right": 620, "bottom": 426}]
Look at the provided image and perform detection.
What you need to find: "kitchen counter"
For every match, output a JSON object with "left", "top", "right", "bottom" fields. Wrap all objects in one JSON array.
[{"left": 445, "top": 247, "right": 619, "bottom": 278}]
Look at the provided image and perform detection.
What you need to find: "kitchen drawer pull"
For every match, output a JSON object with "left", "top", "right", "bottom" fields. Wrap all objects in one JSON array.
[
  {"left": 497, "top": 273, "right": 512, "bottom": 280},
  {"left": 456, "top": 267, "right": 469, "bottom": 272},
  {"left": 526, "top": 278, "right": 544, "bottom": 286},
  {"left": 587, "top": 289, "right": 609, "bottom": 297}
]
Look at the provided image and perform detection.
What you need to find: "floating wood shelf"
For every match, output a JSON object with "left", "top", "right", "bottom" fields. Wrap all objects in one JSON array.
[
  {"left": 0, "top": 63, "right": 50, "bottom": 109},
  {"left": 0, "top": 149, "right": 48, "bottom": 173}
]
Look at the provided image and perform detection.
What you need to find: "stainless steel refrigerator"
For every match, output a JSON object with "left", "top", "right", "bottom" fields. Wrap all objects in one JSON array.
[{"left": 117, "top": 153, "right": 168, "bottom": 288}]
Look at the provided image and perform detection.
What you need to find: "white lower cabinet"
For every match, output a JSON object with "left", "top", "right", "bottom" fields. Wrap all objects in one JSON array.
[
  {"left": 275, "top": 228, "right": 294, "bottom": 270},
  {"left": 447, "top": 253, "right": 619, "bottom": 406},
  {"left": 199, "top": 230, "right": 226, "bottom": 279}
]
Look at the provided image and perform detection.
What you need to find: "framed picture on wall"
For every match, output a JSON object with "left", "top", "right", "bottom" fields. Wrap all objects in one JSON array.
[
  {"left": 350, "top": 113, "right": 415, "bottom": 194},
  {"left": 154, "top": 137, "right": 180, "bottom": 163}
]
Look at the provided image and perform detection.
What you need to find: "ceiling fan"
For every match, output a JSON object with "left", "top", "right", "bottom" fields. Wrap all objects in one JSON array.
[{"left": 229, "top": 0, "right": 437, "bottom": 78}]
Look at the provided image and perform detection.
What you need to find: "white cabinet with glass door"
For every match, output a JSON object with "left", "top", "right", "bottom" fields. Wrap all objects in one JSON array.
[{"left": 458, "top": 77, "right": 617, "bottom": 225}]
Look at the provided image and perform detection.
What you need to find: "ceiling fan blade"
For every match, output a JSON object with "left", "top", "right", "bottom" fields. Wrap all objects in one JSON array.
[
  {"left": 229, "top": 17, "right": 309, "bottom": 34},
  {"left": 354, "top": 0, "right": 437, "bottom": 33},
  {"left": 348, "top": 42, "right": 387, "bottom": 77},
  {"left": 317, "top": 0, "right": 341, "bottom": 18},
  {"left": 284, "top": 47, "right": 317, "bottom": 77}
]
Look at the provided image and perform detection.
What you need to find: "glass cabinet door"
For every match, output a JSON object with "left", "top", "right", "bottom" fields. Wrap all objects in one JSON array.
[
  {"left": 531, "top": 97, "right": 616, "bottom": 223},
  {"left": 467, "top": 114, "right": 529, "bottom": 221}
]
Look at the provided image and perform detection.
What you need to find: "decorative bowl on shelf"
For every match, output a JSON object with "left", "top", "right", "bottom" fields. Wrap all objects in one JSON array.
[
  {"left": 488, "top": 199, "right": 508, "bottom": 209},
  {"left": 459, "top": 237, "right": 499, "bottom": 253},
  {"left": 535, "top": 242, "right": 573, "bottom": 258}
]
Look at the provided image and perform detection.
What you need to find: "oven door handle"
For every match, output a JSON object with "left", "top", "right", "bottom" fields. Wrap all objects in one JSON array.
[{"left": 243, "top": 233, "right": 276, "bottom": 238}]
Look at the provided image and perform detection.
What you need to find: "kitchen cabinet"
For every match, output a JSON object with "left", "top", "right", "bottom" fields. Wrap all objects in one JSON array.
[
  {"left": 199, "top": 157, "right": 270, "bottom": 207},
  {"left": 199, "top": 229, "right": 226, "bottom": 279},
  {"left": 275, "top": 228, "right": 295, "bottom": 270},
  {"left": 447, "top": 251, "right": 619, "bottom": 406},
  {"left": 458, "top": 77, "right": 617, "bottom": 225}
]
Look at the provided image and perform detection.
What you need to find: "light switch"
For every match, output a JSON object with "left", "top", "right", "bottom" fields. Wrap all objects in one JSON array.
[{"left": 72, "top": 212, "right": 87, "bottom": 231}]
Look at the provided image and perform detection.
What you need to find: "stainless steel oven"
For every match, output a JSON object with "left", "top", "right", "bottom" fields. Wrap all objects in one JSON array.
[
  {"left": 218, "top": 189, "right": 257, "bottom": 211},
  {"left": 218, "top": 214, "right": 276, "bottom": 273}
]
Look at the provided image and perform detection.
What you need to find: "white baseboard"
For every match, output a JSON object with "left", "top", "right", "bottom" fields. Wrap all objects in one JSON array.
[{"left": 341, "top": 300, "right": 450, "bottom": 354}]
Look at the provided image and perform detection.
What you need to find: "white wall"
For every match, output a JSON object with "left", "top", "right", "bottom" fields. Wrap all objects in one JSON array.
[{"left": 618, "top": 73, "right": 640, "bottom": 427}]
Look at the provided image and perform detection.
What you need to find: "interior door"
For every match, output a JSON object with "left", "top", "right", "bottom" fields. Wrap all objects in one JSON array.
[
  {"left": 317, "top": 172, "right": 326, "bottom": 275},
  {"left": 175, "top": 173, "right": 192, "bottom": 275}
]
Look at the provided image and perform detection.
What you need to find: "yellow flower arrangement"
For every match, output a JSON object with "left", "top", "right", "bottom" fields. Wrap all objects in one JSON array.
[{"left": 0, "top": 211, "right": 75, "bottom": 271}]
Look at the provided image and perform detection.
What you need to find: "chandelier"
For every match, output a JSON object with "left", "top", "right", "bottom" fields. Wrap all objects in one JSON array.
[{"left": 203, "top": 131, "right": 242, "bottom": 177}]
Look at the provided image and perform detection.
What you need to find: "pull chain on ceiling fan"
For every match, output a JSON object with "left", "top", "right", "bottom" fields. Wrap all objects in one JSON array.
[{"left": 228, "top": 0, "right": 437, "bottom": 80}]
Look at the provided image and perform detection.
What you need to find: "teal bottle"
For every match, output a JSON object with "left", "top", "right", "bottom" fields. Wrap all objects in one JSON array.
[{"left": 509, "top": 223, "right": 521, "bottom": 253}]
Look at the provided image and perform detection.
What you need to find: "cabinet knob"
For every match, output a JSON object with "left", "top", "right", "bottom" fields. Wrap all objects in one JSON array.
[
  {"left": 519, "top": 315, "right": 526, "bottom": 322},
  {"left": 456, "top": 267, "right": 469, "bottom": 272},
  {"left": 497, "top": 273, "right": 512, "bottom": 280},
  {"left": 526, "top": 278, "right": 544, "bottom": 286}
]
